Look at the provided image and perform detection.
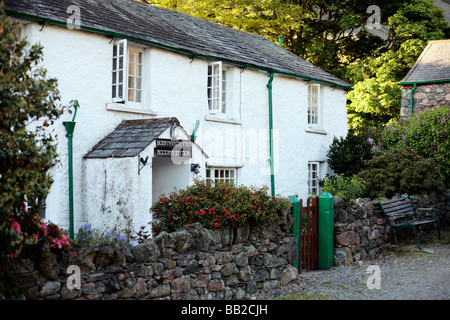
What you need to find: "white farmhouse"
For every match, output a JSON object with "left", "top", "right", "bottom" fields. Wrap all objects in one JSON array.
[{"left": 5, "top": 0, "right": 351, "bottom": 236}]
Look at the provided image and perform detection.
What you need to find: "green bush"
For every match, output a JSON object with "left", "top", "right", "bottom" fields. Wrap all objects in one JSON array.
[
  {"left": 320, "top": 174, "right": 366, "bottom": 202},
  {"left": 326, "top": 129, "right": 375, "bottom": 176},
  {"left": 357, "top": 147, "right": 444, "bottom": 199},
  {"left": 150, "top": 180, "right": 290, "bottom": 236},
  {"left": 373, "top": 106, "right": 450, "bottom": 187}
]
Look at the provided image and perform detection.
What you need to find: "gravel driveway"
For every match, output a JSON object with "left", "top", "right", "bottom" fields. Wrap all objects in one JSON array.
[{"left": 244, "top": 230, "right": 450, "bottom": 300}]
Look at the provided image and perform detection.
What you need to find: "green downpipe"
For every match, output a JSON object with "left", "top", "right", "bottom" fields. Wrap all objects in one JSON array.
[
  {"left": 267, "top": 72, "right": 275, "bottom": 197},
  {"left": 410, "top": 83, "right": 417, "bottom": 118},
  {"left": 191, "top": 119, "right": 200, "bottom": 142},
  {"left": 63, "top": 101, "right": 79, "bottom": 239}
]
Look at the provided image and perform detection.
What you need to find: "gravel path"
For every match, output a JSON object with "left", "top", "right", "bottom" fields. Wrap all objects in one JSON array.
[{"left": 244, "top": 231, "right": 450, "bottom": 300}]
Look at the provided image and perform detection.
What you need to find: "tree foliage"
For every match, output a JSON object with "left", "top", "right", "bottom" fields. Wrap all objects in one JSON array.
[
  {"left": 0, "top": 6, "right": 68, "bottom": 261},
  {"left": 143, "top": 0, "right": 449, "bottom": 130},
  {"left": 347, "top": 0, "right": 449, "bottom": 131}
]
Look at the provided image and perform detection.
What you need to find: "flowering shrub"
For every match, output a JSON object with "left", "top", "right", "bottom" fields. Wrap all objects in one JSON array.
[
  {"left": 1, "top": 211, "right": 74, "bottom": 259},
  {"left": 371, "top": 106, "right": 450, "bottom": 186},
  {"left": 150, "top": 180, "right": 290, "bottom": 236}
]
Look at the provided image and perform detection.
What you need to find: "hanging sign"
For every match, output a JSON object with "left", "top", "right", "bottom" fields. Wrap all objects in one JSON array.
[{"left": 154, "top": 139, "right": 192, "bottom": 158}]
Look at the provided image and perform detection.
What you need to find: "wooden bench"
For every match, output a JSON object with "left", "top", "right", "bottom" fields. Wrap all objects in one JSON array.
[{"left": 378, "top": 197, "right": 441, "bottom": 251}]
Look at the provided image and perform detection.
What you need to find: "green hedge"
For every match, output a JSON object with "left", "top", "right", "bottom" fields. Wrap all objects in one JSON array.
[{"left": 357, "top": 147, "right": 444, "bottom": 199}]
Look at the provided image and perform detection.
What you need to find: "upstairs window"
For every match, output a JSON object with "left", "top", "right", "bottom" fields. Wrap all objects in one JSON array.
[
  {"left": 207, "top": 61, "right": 227, "bottom": 113},
  {"left": 307, "top": 84, "right": 320, "bottom": 126},
  {"left": 112, "top": 40, "right": 144, "bottom": 106}
]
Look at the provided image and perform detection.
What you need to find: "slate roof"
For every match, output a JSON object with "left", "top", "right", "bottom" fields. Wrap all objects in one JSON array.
[
  {"left": 84, "top": 117, "right": 179, "bottom": 158},
  {"left": 400, "top": 40, "right": 450, "bottom": 84},
  {"left": 5, "top": 0, "right": 351, "bottom": 89}
]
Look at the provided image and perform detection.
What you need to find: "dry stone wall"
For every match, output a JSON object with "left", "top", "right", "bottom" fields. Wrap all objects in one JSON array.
[
  {"left": 8, "top": 210, "right": 298, "bottom": 300},
  {"left": 333, "top": 190, "right": 449, "bottom": 266},
  {"left": 333, "top": 197, "right": 390, "bottom": 266}
]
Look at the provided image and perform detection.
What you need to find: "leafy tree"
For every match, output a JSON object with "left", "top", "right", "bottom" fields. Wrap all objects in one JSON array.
[
  {"left": 143, "top": 0, "right": 400, "bottom": 82},
  {"left": 347, "top": 0, "right": 449, "bottom": 131},
  {"left": 143, "top": 0, "right": 449, "bottom": 130},
  {"left": 0, "top": 6, "right": 68, "bottom": 264}
]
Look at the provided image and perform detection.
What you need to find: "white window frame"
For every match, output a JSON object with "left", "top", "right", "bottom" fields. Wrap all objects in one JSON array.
[
  {"left": 206, "top": 167, "right": 237, "bottom": 185},
  {"left": 308, "top": 161, "right": 321, "bottom": 196},
  {"left": 307, "top": 83, "right": 320, "bottom": 127},
  {"left": 207, "top": 61, "right": 227, "bottom": 114},
  {"left": 112, "top": 39, "right": 144, "bottom": 108}
]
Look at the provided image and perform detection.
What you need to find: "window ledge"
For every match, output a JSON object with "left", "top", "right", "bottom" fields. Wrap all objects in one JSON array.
[
  {"left": 305, "top": 127, "right": 327, "bottom": 135},
  {"left": 205, "top": 114, "right": 241, "bottom": 125},
  {"left": 106, "top": 103, "right": 157, "bottom": 115}
]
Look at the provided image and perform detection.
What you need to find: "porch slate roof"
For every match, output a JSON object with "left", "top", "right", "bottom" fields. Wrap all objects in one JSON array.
[
  {"left": 400, "top": 40, "right": 450, "bottom": 84},
  {"left": 84, "top": 117, "right": 179, "bottom": 159},
  {"left": 5, "top": 0, "right": 351, "bottom": 89}
]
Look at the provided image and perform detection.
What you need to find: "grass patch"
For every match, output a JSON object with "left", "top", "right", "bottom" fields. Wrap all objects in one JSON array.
[{"left": 277, "top": 292, "right": 328, "bottom": 300}]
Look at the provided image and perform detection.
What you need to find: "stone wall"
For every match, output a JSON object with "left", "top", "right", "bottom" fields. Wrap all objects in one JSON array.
[
  {"left": 400, "top": 83, "right": 450, "bottom": 118},
  {"left": 6, "top": 210, "right": 298, "bottom": 300},
  {"left": 333, "top": 197, "right": 390, "bottom": 266},
  {"left": 333, "top": 190, "right": 449, "bottom": 266}
]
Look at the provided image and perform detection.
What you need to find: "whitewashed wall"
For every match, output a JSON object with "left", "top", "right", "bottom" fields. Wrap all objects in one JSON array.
[{"left": 21, "top": 21, "right": 347, "bottom": 234}]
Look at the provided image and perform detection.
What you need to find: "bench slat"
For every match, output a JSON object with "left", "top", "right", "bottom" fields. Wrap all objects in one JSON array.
[
  {"left": 384, "top": 207, "right": 415, "bottom": 216},
  {"left": 381, "top": 201, "right": 413, "bottom": 210}
]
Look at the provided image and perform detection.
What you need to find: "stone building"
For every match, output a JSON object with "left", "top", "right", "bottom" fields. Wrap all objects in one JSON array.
[{"left": 400, "top": 40, "right": 450, "bottom": 118}]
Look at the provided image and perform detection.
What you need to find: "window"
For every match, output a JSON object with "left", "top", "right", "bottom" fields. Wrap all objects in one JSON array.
[
  {"left": 308, "top": 162, "right": 320, "bottom": 196},
  {"left": 207, "top": 62, "right": 227, "bottom": 113},
  {"left": 112, "top": 39, "right": 144, "bottom": 105},
  {"left": 307, "top": 84, "right": 320, "bottom": 126},
  {"left": 206, "top": 167, "right": 236, "bottom": 185}
]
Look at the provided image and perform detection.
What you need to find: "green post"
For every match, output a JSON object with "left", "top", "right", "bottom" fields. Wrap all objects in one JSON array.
[
  {"left": 318, "top": 192, "right": 334, "bottom": 270},
  {"left": 289, "top": 195, "right": 301, "bottom": 271},
  {"left": 63, "top": 100, "right": 78, "bottom": 239},
  {"left": 63, "top": 121, "right": 76, "bottom": 239}
]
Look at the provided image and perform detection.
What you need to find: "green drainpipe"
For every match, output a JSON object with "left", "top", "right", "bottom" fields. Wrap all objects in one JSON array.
[
  {"left": 63, "top": 101, "right": 79, "bottom": 239},
  {"left": 267, "top": 72, "right": 275, "bottom": 197},
  {"left": 191, "top": 119, "right": 200, "bottom": 142},
  {"left": 410, "top": 83, "right": 417, "bottom": 118}
]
